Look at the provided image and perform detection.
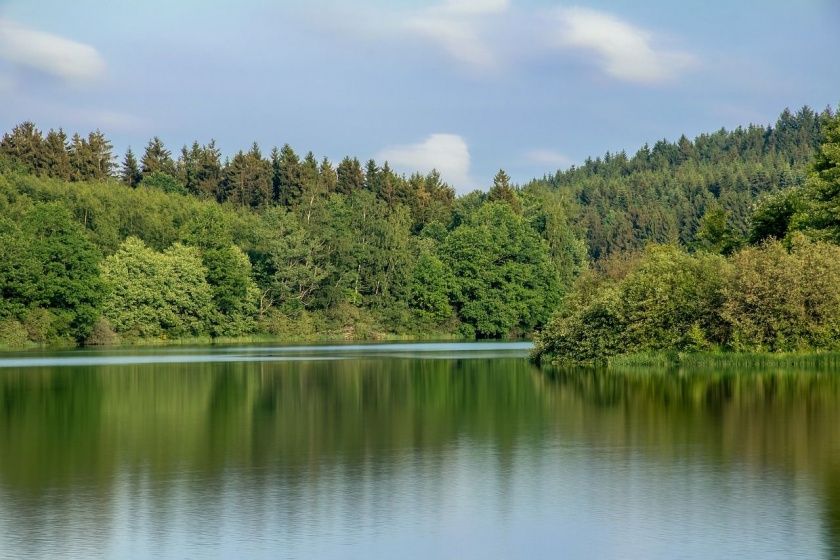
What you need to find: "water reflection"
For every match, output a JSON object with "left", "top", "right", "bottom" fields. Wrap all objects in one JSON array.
[{"left": 0, "top": 348, "right": 838, "bottom": 559}]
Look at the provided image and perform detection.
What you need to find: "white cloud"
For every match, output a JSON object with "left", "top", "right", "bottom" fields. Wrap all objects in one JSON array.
[
  {"left": 0, "top": 19, "right": 106, "bottom": 83},
  {"left": 404, "top": 0, "right": 510, "bottom": 70},
  {"left": 524, "top": 149, "right": 572, "bottom": 168},
  {"left": 377, "top": 134, "right": 473, "bottom": 191},
  {"left": 439, "top": 0, "right": 510, "bottom": 16},
  {"left": 553, "top": 7, "right": 694, "bottom": 84}
]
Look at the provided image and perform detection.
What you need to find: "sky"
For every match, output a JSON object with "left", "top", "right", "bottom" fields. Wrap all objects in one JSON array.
[{"left": 0, "top": 0, "right": 838, "bottom": 192}]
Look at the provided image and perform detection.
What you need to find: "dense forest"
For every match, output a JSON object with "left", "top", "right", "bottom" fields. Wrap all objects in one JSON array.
[
  {"left": 0, "top": 105, "right": 837, "bottom": 351},
  {"left": 535, "top": 107, "right": 840, "bottom": 363}
]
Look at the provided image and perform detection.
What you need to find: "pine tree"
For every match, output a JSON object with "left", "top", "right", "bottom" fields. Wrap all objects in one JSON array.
[
  {"left": 141, "top": 137, "right": 175, "bottom": 176},
  {"left": 222, "top": 144, "right": 272, "bottom": 208},
  {"left": 277, "top": 144, "right": 303, "bottom": 207},
  {"left": 87, "top": 130, "right": 114, "bottom": 179},
  {"left": 319, "top": 157, "right": 337, "bottom": 194},
  {"left": 69, "top": 133, "right": 95, "bottom": 181},
  {"left": 336, "top": 156, "right": 364, "bottom": 194},
  {"left": 487, "top": 169, "right": 521, "bottom": 214},
  {"left": 364, "top": 159, "right": 380, "bottom": 194},
  {"left": 0, "top": 121, "right": 45, "bottom": 174},
  {"left": 43, "top": 128, "right": 72, "bottom": 180},
  {"left": 195, "top": 141, "right": 223, "bottom": 200},
  {"left": 121, "top": 148, "right": 142, "bottom": 187}
]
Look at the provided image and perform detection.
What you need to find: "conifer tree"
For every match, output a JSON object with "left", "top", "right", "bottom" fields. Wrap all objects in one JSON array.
[
  {"left": 319, "top": 157, "right": 337, "bottom": 194},
  {"left": 195, "top": 141, "right": 223, "bottom": 199},
  {"left": 43, "top": 128, "right": 71, "bottom": 180},
  {"left": 277, "top": 144, "right": 303, "bottom": 207},
  {"left": 336, "top": 156, "right": 364, "bottom": 194},
  {"left": 0, "top": 121, "right": 45, "bottom": 174},
  {"left": 141, "top": 137, "right": 175, "bottom": 176},
  {"left": 364, "top": 159, "right": 380, "bottom": 194},
  {"left": 121, "top": 148, "right": 142, "bottom": 188},
  {"left": 87, "top": 130, "right": 114, "bottom": 179},
  {"left": 487, "top": 169, "right": 522, "bottom": 214}
]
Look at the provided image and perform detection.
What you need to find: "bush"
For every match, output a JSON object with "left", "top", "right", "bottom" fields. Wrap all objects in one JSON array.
[
  {"left": 85, "top": 318, "right": 119, "bottom": 346},
  {"left": 0, "top": 319, "right": 28, "bottom": 348},
  {"left": 724, "top": 236, "right": 840, "bottom": 351}
]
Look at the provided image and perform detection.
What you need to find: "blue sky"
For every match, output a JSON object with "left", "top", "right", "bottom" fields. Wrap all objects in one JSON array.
[{"left": 0, "top": 0, "right": 837, "bottom": 192}]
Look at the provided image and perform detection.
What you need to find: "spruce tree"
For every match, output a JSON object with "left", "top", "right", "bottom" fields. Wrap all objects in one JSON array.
[
  {"left": 121, "top": 148, "right": 142, "bottom": 188},
  {"left": 277, "top": 144, "right": 303, "bottom": 207},
  {"left": 487, "top": 169, "right": 521, "bottom": 214},
  {"left": 336, "top": 156, "right": 364, "bottom": 194},
  {"left": 364, "top": 159, "right": 380, "bottom": 194},
  {"left": 87, "top": 130, "right": 114, "bottom": 179},
  {"left": 43, "top": 128, "right": 72, "bottom": 180},
  {"left": 319, "top": 157, "right": 337, "bottom": 193},
  {"left": 141, "top": 137, "right": 175, "bottom": 176},
  {"left": 0, "top": 121, "right": 45, "bottom": 174}
]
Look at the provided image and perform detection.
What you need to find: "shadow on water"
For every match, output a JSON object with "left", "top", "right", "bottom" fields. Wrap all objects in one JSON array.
[{"left": 0, "top": 346, "right": 838, "bottom": 558}]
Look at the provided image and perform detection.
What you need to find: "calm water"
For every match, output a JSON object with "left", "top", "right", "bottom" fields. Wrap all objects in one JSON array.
[{"left": 0, "top": 342, "right": 838, "bottom": 559}]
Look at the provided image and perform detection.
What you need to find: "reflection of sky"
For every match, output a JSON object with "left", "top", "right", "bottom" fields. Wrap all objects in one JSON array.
[
  {"left": 1, "top": 0, "right": 838, "bottom": 191},
  {"left": 0, "top": 347, "right": 836, "bottom": 559},
  {"left": 0, "top": 342, "right": 533, "bottom": 367},
  {"left": 0, "top": 440, "right": 826, "bottom": 559}
]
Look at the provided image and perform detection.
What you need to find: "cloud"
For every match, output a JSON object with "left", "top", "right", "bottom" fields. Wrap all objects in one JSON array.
[
  {"left": 553, "top": 7, "right": 694, "bottom": 84},
  {"left": 377, "top": 134, "right": 473, "bottom": 191},
  {"left": 404, "top": 0, "right": 510, "bottom": 70},
  {"left": 439, "top": 0, "right": 510, "bottom": 16},
  {"left": 524, "top": 149, "right": 573, "bottom": 168},
  {"left": 0, "top": 18, "right": 106, "bottom": 83}
]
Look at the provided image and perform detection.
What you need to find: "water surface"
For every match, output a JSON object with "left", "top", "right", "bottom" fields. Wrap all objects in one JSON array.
[{"left": 0, "top": 343, "right": 838, "bottom": 559}]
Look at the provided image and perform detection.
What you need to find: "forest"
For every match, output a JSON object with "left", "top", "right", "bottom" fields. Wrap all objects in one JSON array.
[{"left": 0, "top": 105, "right": 837, "bottom": 354}]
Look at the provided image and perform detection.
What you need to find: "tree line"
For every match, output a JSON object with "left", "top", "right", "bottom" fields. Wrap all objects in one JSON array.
[{"left": 0, "top": 105, "right": 835, "bottom": 350}]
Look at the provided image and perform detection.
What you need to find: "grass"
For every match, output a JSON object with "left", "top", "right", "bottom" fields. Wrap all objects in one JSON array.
[{"left": 606, "top": 350, "right": 840, "bottom": 368}]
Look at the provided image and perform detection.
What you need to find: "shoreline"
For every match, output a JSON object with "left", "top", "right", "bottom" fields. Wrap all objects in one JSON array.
[
  {"left": 0, "top": 332, "right": 487, "bottom": 353},
  {"left": 537, "top": 350, "right": 840, "bottom": 368}
]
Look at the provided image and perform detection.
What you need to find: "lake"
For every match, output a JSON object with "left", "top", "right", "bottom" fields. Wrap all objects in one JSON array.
[{"left": 0, "top": 342, "right": 837, "bottom": 559}]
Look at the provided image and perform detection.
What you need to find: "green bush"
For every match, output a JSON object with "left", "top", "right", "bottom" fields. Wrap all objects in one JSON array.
[{"left": 0, "top": 319, "right": 28, "bottom": 348}]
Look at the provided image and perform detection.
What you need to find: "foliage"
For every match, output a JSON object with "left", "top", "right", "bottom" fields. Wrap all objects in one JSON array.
[
  {"left": 533, "top": 245, "right": 729, "bottom": 363},
  {"left": 100, "top": 238, "right": 216, "bottom": 338},
  {"left": 0, "top": 106, "right": 834, "bottom": 348},
  {"left": 724, "top": 237, "right": 840, "bottom": 351},
  {"left": 788, "top": 110, "right": 840, "bottom": 242},
  {"left": 140, "top": 171, "right": 187, "bottom": 195},
  {"left": 528, "top": 106, "right": 827, "bottom": 259},
  {"left": 0, "top": 202, "right": 102, "bottom": 342},
  {"left": 441, "top": 202, "right": 560, "bottom": 337},
  {"left": 535, "top": 239, "right": 840, "bottom": 363}
]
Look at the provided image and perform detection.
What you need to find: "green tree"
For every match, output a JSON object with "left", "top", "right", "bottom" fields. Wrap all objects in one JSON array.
[
  {"left": 140, "top": 171, "right": 187, "bottom": 195},
  {"left": 141, "top": 137, "right": 175, "bottom": 176},
  {"left": 487, "top": 169, "right": 521, "bottom": 214},
  {"left": 121, "top": 148, "right": 142, "bottom": 188},
  {"left": 0, "top": 122, "right": 45, "bottom": 174},
  {"left": 790, "top": 110, "right": 840, "bottom": 242},
  {"left": 253, "top": 208, "right": 328, "bottom": 312},
  {"left": 749, "top": 188, "right": 802, "bottom": 243},
  {"left": 100, "top": 237, "right": 215, "bottom": 338},
  {"left": 695, "top": 204, "right": 740, "bottom": 254},
  {"left": 222, "top": 144, "right": 272, "bottom": 208},
  {"left": 408, "top": 239, "right": 453, "bottom": 326},
  {"left": 442, "top": 202, "right": 559, "bottom": 337},
  {"left": 43, "top": 129, "right": 71, "bottom": 180},
  {"left": 181, "top": 206, "right": 258, "bottom": 335},
  {"left": 336, "top": 156, "right": 364, "bottom": 195},
  {"left": 0, "top": 203, "right": 103, "bottom": 341},
  {"left": 274, "top": 144, "right": 303, "bottom": 207}
]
